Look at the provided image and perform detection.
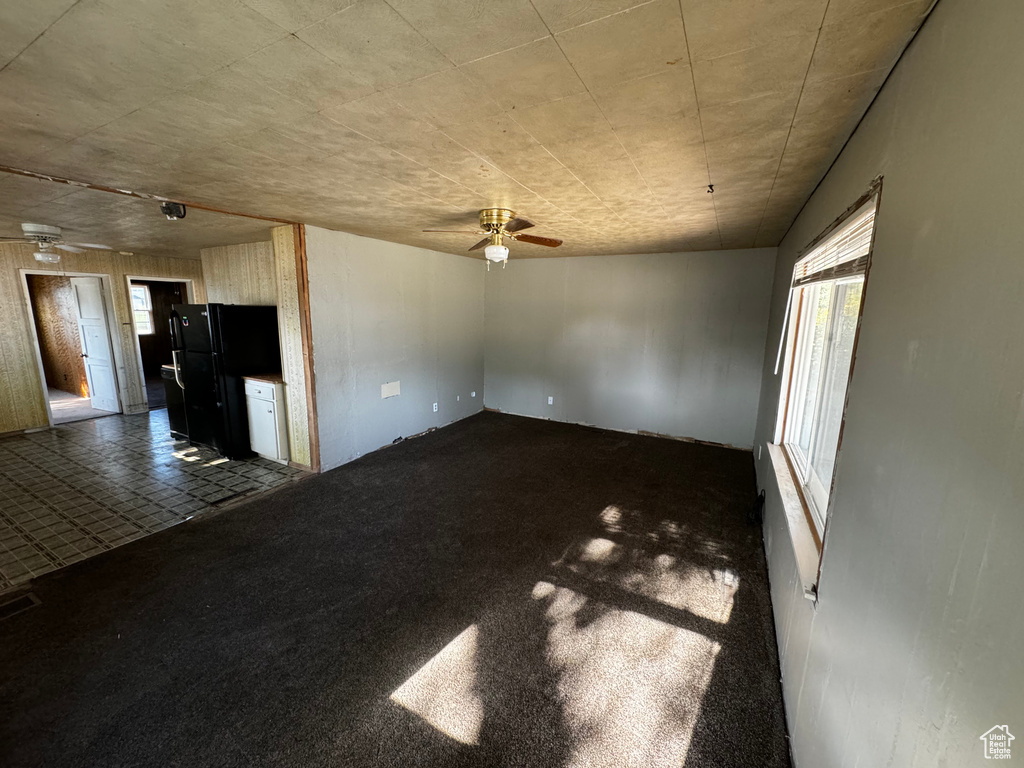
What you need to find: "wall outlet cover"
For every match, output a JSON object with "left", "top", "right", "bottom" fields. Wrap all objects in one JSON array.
[
  {"left": 381, "top": 381, "right": 400, "bottom": 399},
  {"left": 471, "top": 391, "right": 476, "bottom": 397},
  {"left": 433, "top": 402, "right": 438, "bottom": 412},
  {"left": 548, "top": 396, "right": 554, "bottom": 405}
]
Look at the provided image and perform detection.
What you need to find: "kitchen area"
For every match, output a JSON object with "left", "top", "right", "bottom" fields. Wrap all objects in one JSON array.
[
  {"left": 1, "top": 204, "right": 315, "bottom": 590},
  {"left": 162, "top": 302, "right": 289, "bottom": 464}
]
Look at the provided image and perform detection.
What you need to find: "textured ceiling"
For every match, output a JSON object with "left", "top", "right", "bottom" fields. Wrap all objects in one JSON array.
[
  {"left": 0, "top": 0, "right": 934, "bottom": 259},
  {"left": 0, "top": 176, "right": 276, "bottom": 259}
]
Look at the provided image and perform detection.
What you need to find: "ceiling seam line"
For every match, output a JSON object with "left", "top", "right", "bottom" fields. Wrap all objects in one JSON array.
[
  {"left": 502, "top": 112, "right": 634, "bottom": 235},
  {"left": 752, "top": 0, "right": 833, "bottom": 247},
  {"left": 266, "top": 0, "right": 360, "bottom": 37},
  {"left": 0, "top": 0, "right": 85, "bottom": 75},
  {"left": 46, "top": 26, "right": 301, "bottom": 164},
  {"left": 50, "top": 3, "right": 466, "bottom": 202},
  {"left": 765, "top": 2, "right": 939, "bottom": 248},
  {"left": 233, "top": 0, "right": 297, "bottom": 35},
  {"left": 292, "top": 109, "right": 520, "bottom": 217},
  {"left": 677, "top": 0, "right": 723, "bottom": 248},
  {"left": 434, "top": 127, "right": 600, "bottom": 231},
  {"left": 543, "top": 0, "right": 662, "bottom": 35},
  {"left": 529, "top": 1, "right": 675, "bottom": 234}
]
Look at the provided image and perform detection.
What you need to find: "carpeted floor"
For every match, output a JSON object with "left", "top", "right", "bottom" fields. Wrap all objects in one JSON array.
[{"left": 0, "top": 412, "right": 791, "bottom": 768}]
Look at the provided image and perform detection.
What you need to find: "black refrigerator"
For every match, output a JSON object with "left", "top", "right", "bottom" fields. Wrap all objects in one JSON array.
[{"left": 169, "top": 304, "right": 281, "bottom": 459}]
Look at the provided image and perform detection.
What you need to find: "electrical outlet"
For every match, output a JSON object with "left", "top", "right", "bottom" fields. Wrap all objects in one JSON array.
[
  {"left": 433, "top": 402, "right": 438, "bottom": 412},
  {"left": 548, "top": 396, "right": 554, "bottom": 405},
  {"left": 471, "top": 391, "right": 476, "bottom": 397},
  {"left": 457, "top": 395, "right": 460, "bottom": 401}
]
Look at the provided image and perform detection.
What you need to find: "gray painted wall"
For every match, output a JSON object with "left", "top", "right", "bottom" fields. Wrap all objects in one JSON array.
[
  {"left": 752, "top": 0, "right": 1024, "bottom": 765},
  {"left": 484, "top": 249, "right": 776, "bottom": 449},
  {"left": 305, "top": 226, "right": 484, "bottom": 471}
]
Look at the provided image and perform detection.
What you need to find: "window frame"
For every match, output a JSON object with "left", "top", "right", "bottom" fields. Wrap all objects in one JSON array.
[
  {"left": 130, "top": 284, "right": 154, "bottom": 336},
  {"left": 774, "top": 181, "right": 881, "bottom": 546}
]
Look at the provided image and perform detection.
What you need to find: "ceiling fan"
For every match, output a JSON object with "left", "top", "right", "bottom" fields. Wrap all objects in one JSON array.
[
  {"left": 0, "top": 223, "right": 111, "bottom": 263},
  {"left": 424, "top": 208, "right": 562, "bottom": 268}
]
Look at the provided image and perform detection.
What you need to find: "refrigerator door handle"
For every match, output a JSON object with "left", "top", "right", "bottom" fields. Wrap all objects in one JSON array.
[{"left": 171, "top": 350, "right": 185, "bottom": 390}]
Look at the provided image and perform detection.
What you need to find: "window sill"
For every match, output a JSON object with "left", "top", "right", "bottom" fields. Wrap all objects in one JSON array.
[{"left": 765, "top": 443, "right": 822, "bottom": 603}]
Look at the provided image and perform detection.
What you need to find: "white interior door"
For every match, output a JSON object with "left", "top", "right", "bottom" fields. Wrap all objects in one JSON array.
[{"left": 71, "top": 277, "right": 120, "bottom": 413}]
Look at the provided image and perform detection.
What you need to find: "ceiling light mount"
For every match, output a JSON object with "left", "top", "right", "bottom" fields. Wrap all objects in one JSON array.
[{"left": 160, "top": 202, "right": 187, "bottom": 220}]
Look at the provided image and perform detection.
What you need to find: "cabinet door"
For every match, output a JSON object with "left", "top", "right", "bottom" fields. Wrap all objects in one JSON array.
[{"left": 247, "top": 398, "right": 278, "bottom": 458}]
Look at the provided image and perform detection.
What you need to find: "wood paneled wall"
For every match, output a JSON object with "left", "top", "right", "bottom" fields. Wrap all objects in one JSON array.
[
  {"left": 201, "top": 241, "right": 276, "bottom": 305},
  {"left": 0, "top": 243, "right": 205, "bottom": 433},
  {"left": 26, "top": 274, "right": 89, "bottom": 396},
  {"left": 271, "top": 225, "right": 313, "bottom": 469},
  {"left": 202, "top": 233, "right": 315, "bottom": 469}
]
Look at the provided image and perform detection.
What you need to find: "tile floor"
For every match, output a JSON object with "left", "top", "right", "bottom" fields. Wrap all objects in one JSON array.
[{"left": 0, "top": 409, "right": 306, "bottom": 591}]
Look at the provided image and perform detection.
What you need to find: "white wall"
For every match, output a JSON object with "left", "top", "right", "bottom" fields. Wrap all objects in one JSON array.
[
  {"left": 752, "top": 0, "right": 1024, "bottom": 765},
  {"left": 484, "top": 249, "right": 776, "bottom": 448},
  {"left": 305, "top": 226, "right": 484, "bottom": 470}
]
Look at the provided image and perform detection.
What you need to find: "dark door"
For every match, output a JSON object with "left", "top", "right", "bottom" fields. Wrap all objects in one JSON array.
[{"left": 135, "top": 281, "right": 186, "bottom": 408}]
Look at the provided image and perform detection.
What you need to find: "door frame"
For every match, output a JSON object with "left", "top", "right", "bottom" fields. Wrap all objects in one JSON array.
[
  {"left": 124, "top": 275, "right": 197, "bottom": 410},
  {"left": 20, "top": 269, "right": 125, "bottom": 428}
]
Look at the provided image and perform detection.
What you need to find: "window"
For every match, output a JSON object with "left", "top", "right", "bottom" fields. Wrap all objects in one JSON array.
[
  {"left": 775, "top": 196, "right": 877, "bottom": 535},
  {"left": 130, "top": 284, "right": 154, "bottom": 335}
]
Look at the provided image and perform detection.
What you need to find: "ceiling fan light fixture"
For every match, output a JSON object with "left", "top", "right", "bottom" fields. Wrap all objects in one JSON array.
[
  {"left": 33, "top": 251, "right": 61, "bottom": 263},
  {"left": 484, "top": 243, "right": 509, "bottom": 263}
]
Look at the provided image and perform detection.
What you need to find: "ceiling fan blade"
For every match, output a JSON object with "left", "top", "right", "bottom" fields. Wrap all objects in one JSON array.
[
  {"left": 56, "top": 244, "right": 86, "bottom": 253},
  {"left": 69, "top": 242, "right": 111, "bottom": 250},
  {"left": 423, "top": 229, "right": 483, "bottom": 234},
  {"left": 512, "top": 234, "right": 563, "bottom": 248},
  {"left": 468, "top": 237, "right": 491, "bottom": 252},
  {"left": 503, "top": 217, "right": 535, "bottom": 233},
  {"left": 0, "top": 237, "right": 35, "bottom": 243}
]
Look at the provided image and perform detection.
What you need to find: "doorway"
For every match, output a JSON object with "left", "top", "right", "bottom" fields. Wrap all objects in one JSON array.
[
  {"left": 129, "top": 279, "right": 188, "bottom": 409},
  {"left": 25, "top": 274, "right": 121, "bottom": 424}
]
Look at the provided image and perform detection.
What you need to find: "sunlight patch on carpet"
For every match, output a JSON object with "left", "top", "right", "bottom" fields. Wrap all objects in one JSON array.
[{"left": 390, "top": 624, "right": 483, "bottom": 745}]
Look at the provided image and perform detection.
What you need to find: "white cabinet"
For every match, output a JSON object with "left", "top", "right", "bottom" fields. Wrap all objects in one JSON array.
[{"left": 244, "top": 377, "right": 289, "bottom": 464}]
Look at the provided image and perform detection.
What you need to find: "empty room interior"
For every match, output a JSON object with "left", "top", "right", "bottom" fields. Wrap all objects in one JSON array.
[{"left": 0, "top": 0, "right": 1020, "bottom": 766}]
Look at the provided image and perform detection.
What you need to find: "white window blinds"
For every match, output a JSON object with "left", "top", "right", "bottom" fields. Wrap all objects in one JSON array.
[
  {"left": 792, "top": 200, "right": 876, "bottom": 287},
  {"left": 773, "top": 195, "right": 878, "bottom": 374}
]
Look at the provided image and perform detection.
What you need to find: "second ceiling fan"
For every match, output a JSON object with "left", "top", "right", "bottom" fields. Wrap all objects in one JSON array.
[{"left": 424, "top": 208, "right": 562, "bottom": 267}]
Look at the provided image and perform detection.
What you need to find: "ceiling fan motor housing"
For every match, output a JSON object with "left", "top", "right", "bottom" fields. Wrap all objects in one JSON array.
[
  {"left": 479, "top": 208, "right": 515, "bottom": 232},
  {"left": 21, "top": 222, "right": 63, "bottom": 243}
]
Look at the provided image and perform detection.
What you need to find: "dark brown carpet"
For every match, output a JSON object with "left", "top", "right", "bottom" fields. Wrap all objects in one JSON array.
[{"left": 0, "top": 411, "right": 791, "bottom": 768}]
